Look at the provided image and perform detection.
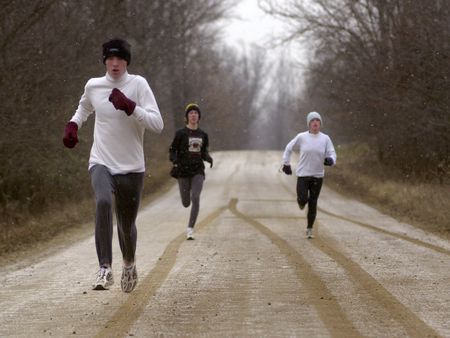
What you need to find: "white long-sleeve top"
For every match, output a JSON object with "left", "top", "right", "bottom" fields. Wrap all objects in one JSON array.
[
  {"left": 282, "top": 131, "right": 336, "bottom": 177},
  {"left": 69, "top": 72, "right": 164, "bottom": 174}
]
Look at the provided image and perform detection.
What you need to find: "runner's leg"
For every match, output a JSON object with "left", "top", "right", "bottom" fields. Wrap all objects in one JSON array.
[
  {"left": 307, "top": 177, "right": 323, "bottom": 228},
  {"left": 114, "top": 173, "right": 144, "bottom": 265},
  {"left": 296, "top": 177, "right": 308, "bottom": 209},
  {"left": 178, "top": 177, "right": 192, "bottom": 208},
  {"left": 90, "top": 165, "right": 114, "bottom": 267},
  {"left": 187, "top": 174, "right": 204, "bottom": 229}
]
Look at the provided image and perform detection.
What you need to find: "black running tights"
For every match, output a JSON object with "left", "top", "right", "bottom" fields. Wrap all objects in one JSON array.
[{"left": 296, "top": 176, "right": 323, "bottom": 228}]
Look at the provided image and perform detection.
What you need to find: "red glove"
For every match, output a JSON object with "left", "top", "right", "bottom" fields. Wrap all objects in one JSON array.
[
  {"left": 108, "top": 88, "right": 136, "bottom": 116},
  {"left": 63, "top": 121, "right": 78, "bottom": 148}
]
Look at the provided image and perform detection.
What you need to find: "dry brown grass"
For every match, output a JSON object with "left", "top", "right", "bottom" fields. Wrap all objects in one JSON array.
[{"left": 326, "top": 143, "right": 450, "bottom": 239}]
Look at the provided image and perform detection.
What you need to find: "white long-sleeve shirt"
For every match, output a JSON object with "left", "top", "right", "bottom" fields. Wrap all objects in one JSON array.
[
  {"left": 70, "top": 72, "right": 163, "bottom": 174},
  {"left": 282, "top": 131, "right": 336, "bottom": 177}
]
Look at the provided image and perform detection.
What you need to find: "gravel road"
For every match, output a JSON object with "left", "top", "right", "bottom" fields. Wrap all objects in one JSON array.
[{"left": 1, "top": 151, "right": 449, "bottom": 337}]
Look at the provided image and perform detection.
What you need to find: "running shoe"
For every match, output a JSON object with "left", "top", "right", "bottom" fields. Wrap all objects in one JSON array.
[
  {"left": 186, "top": 227, "right": 194, "bottom": 240},
  {"left": 92, "top": 266, "right": 114, "bottom": 290},
  {"left": 121, "top": 264, "right": 138, "bottom": 293},
  {"left": 306, "top": 228, "right": 313, "bottom": 239}
]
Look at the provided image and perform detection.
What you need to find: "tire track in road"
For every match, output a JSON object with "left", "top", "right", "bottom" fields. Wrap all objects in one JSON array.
[
  {"left": 277, "top": 178, "right": 442, "bottom": 337},
  {"left": 279, "top": 177, "right": 450, "bottom": 257},
  {"left": 229, "top": 198, "right": 363, "bottom": 338},
  {"left": 318, "top": 208, "right": 450, "bottom": 257},
  {"left": 95, "top": 206, "right": 226, "bottom": 338},
  {"left": 311, "top": 226, "right": 441, "bottom": 338}
]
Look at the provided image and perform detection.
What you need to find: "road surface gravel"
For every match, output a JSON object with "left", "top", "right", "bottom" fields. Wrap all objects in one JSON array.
[{"left": 1, "top": 151, "right": 449, "bottom": 337}]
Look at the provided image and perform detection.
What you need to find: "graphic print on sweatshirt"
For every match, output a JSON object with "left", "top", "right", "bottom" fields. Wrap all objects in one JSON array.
[{"left": 189, "top": 137, "right": 203, "bottom": 153}]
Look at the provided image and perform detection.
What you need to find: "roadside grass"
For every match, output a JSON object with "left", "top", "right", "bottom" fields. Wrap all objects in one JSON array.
[{"left": 326, "top": 143, "right": 450, "bottom": 239}]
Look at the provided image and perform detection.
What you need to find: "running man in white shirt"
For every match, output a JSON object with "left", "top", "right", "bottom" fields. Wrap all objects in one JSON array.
[
  {"left": 281, "top": 112, "right": 336, "bottom": 239},
  {"left": 62, "top": 38, "right": 163, "bottom": 292}
]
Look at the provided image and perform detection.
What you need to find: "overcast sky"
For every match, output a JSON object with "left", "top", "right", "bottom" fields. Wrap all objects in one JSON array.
[
  {"left": 221, "top": 0, "right": 306, "bottom": 90},
  {"left": 222, "top": 0, "right": 288, "bottom": 52}
]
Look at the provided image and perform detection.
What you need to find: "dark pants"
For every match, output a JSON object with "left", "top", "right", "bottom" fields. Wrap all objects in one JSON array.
[
  {"left": 90, "top": 165, "right": 144, "bottom": 267},
  {"left": 177, "top": 174, "right": 204, "bottom": 228},
  {"left": 297, "top": 176, "right": 323, "bottom": 229}
]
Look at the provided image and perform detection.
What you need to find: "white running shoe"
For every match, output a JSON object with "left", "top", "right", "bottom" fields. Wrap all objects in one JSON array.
[
  {"left": 93, "top": 266, "right": 114, "bottom": 290},
  {"left": 186, "top": 227, "right": 194, "bottom": 240},
  {"left": 306, "top": 228, "right": 313, "bottom": 239},
  {"left": 121, "top": 264, "right": 138, "bottom": 293}
]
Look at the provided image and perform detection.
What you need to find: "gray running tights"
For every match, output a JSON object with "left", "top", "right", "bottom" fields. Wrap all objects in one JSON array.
[
  {"left": 90, "top": 165, "right": 144, "bottom": 267},
  {"left": 178, "top": 174, "right": 204, "bottom": 228}
]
